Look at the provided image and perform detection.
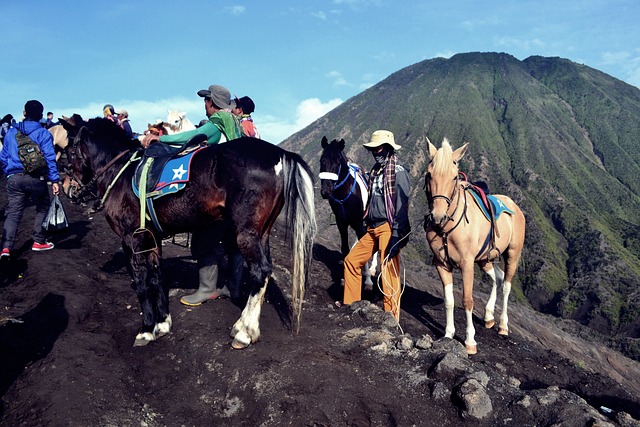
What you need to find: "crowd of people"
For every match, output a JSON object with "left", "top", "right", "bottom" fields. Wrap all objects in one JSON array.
[{"left": 0, "top": 85, "right": 410, "bottom": 323}]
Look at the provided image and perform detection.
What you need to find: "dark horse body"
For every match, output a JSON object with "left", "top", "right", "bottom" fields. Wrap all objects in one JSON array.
[
  {"left": 61, "top": 118, "right": 316, "bottom": 348},
  {"left": 319, "top": 137, "right": 376, "bottom": 286}
]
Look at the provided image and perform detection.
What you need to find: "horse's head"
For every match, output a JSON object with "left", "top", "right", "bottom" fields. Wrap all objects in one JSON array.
[
  {"left": 319, "top": 136, "right": 347, "bottom": 199},
  {"left": 60, "top": 118, "right": 133, "bottom": 204},
  {"left": 426, "top": 137, "right": 469, "bottom": 227},
  {"left": 60, "top": 119, "right": 94, "bottom": 203}
]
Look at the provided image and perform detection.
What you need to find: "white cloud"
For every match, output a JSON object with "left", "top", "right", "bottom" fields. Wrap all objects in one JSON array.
[
  {"left": 601, "top": 49, "right": 640, "bottom": 89},
  {"left": 227, "top": 5, "right": 246, "bottom": 16},
  {"left": 327, "top": 70, "right": 349, "bottom": 86},
  {"left": 53, "top": 97, "right": 205, "bottom": 135},
  {"left": 312, "top": 11, "right": 327, "bottom": 20},
  {"left": 258, "top": 97, "right": 343, "bottom": 143},
  {"left": 493, "top": 36, "right": 544, "bottom": 51},
  {"left": 54, "top": 96, "right": 342, "bottom": 144}
]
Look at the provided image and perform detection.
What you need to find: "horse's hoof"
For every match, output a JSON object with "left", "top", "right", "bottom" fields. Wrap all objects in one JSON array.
[
  {"left": 133, "top": 331, "right": 155, "bottom": 347},
  {"left": 485, "top": 320, "right": 495, "bottom": 329},
  {"left": 231, "top": 337, "right": 251, "bottom": 349},
  {"left": 465, "top": 344, "right": 477, "bottom": 355},
  {"left": 498, "top": 327, "right": 509, "bottom": 336}
]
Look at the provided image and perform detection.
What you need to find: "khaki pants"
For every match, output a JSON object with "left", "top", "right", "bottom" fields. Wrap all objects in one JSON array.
[{"left": 343, "top": 223, "right": 402, "bottom": 320}]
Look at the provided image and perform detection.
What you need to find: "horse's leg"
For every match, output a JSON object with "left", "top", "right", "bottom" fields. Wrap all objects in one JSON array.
[
  {"left": 460, "top": 259, "right": 477, "bottom": 354},
  {"left": 230, "top": 231, "right": 271, "bottom": 349},
  {"left": 479, "top": 261, "right": 504, "bottom": 330},
  {"left": 496, "top": 209, "right": 525, "bottom": 337},
  {"left": 148, "top": 248, "right": 172, "bottom": 339},
  {"left": 127, "top": 247, "right": 157, "bottom": 347},
  {"left": 435, "top": 263, "right": 456, "bottom": 340}
]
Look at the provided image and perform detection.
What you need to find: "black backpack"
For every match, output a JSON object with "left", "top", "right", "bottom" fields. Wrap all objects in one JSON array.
[{"left": 16, "top": 131, "right": 47, "bottom": 174}]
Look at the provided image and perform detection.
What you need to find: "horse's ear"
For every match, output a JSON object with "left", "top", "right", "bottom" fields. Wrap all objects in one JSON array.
[
  {"left": 180, "top": 112, "right": 187, "bottom": 118},
  {"left": 428, "top": 139, "right": 438, "bottom": 161},
  {"left": 321, "top": 136, "right": 328, "bottom": 148},
  {"left": 59, "top": 117, "right": 74, "bottom": 132},
  {"left": 339, "top": 139, "right": 345, "bottom": 150},
  {"left": 452, "top": 143, "right": 469, "bottom": 163}
]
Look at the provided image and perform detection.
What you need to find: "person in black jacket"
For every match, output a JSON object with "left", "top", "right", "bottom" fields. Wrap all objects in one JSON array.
[{"left": 342, "top": 130, "right": 411, "bottom": 321}]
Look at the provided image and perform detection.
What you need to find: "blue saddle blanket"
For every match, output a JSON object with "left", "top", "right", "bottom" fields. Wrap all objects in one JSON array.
[
  {"left": 132, "top": 150, "right": 197, "bottom": 199},
  {"left": 469, "top": 190, "right": 514, "bottom": 221}
]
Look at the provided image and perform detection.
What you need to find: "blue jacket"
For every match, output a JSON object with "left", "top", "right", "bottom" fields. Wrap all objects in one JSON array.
[{"left": 0, "top": 120, "right": 60, "bottom": 182}]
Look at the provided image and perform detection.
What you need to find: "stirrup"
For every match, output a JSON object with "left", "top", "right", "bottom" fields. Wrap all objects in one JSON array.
[{"left": 131, "top": 227, "right": 158, "bottom": 254}]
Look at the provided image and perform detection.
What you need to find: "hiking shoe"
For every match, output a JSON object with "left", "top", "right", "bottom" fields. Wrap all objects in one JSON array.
[
  {"left": 0, "top": 248, "right": 10, "bottom": 259},
  {"left": 32, "top": 241, "right": 55, "bottom": 251}
]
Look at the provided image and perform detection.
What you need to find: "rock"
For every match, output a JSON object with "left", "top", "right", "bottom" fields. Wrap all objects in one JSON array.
[
  {"left": 455, "top": 378, "right": 493, "bottom": 420},
  {"left": 415, "top": 334, "right": 434, "bottom": 350},
  {"left": 430, "top": 382, "right": 450, "bottom": 400}
]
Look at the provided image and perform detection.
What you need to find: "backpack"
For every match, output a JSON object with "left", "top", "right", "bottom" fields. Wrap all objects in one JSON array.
[{"left": 16, "top": 131, "right": 47, "bottom": 174}]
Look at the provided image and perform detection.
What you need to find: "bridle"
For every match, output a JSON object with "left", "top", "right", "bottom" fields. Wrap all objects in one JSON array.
[
  {"left": 319, "top": 152, "right": 358, "bottom": 206},
  {"left": 65, "top": 126, "right": 139, "bottom": 207},
  {"left": 425, "top": 167, "right": 469, "bottom": 269}
]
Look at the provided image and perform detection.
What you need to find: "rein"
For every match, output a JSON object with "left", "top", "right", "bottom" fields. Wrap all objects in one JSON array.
[
  {"left": 67, "top": 126, "right": 141, "bottom": 208},
  {"left": 425, "top": 173, "right": 469, "bottom": 269}
]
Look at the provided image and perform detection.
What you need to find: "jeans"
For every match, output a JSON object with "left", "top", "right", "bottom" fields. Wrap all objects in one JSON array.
[{"left": 1, "top": 173, "right": 50, "bottom": 250}]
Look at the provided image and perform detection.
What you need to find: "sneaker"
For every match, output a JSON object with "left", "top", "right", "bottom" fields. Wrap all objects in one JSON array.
[
  {"left": 32, "top": 241, "right": 55, "bottom": 252},
  {"left": 0, "top": 248, "right": 10, "bottom": 259}
]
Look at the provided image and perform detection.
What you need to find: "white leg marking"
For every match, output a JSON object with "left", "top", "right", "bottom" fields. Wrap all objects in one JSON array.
[
  {"left": 134, "top": 331, "right": 156, "bottom": 346},
  {"left": 444, "top": 283, "right": 455, "bottom": 339},
  {"left": 231, "top": 279, "right": 268, "bottom": 348},
  {"left": 465, "top": 308, "right": 477, "bottom": 350},
  {"left": 155, "top": 314, "right": 172, "bottom": 337},
  {"left": 499, "top": 281, "right": 511, "bottom": 335},
  {"left": 484, "top": 268, "right": 497, "bottom": 325}
]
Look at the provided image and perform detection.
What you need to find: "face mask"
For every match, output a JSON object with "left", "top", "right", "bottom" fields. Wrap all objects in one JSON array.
[{"left": 372, "top": 145, "right": 390, "bottom": 165}]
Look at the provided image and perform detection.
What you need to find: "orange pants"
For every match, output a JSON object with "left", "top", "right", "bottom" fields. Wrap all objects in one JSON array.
[{"left": 343, "top": 223, "right": 402, "bottom": 320}]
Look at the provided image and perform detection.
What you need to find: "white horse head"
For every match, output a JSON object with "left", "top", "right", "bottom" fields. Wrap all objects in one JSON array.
[{"left": 165, "top": 110, "right": 196, "bottom": 134}]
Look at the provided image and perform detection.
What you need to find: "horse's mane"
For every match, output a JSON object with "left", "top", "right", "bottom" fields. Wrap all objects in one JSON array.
[
  {"left": 85, "top": 117, "right": 137, "bottom": 150},
  {"left": 432, "top": 138, "right": 453, "bottom": 176}
]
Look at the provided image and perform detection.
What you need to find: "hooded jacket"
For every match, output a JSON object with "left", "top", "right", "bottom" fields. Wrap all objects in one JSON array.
[{"left": 0, "top": 120, "right": 60, "bottom": 182}]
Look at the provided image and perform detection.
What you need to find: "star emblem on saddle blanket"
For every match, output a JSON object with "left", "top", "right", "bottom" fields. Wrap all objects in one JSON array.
[{"left": 172, "top": 164, "right": 187, "bottom": 180}]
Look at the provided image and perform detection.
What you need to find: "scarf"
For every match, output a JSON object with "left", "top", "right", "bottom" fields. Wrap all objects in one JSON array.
[{"left": 365, "top": 151, "right": 398, "bottom": 227}]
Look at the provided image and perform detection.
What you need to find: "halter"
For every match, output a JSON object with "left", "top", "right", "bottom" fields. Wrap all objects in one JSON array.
[
  {"left": 319, "top": 153, "right": 359, "bottom": 206},
  {"left": 425, "top": 169, "right": 469, "bottom": 270},
  {"left": 66, "top": 126, "right": 140, "bottom": 208}
]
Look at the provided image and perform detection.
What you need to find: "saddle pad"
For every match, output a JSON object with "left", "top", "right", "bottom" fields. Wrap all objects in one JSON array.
[
  {"left": 469, "top": 190, "right": 514, "bottom": 221},
  {"left": 350, "top": 164, "right": 369, "bottom": 208},
  {"left": 133, "top": 150, "right": 198, "bottom": 199}
]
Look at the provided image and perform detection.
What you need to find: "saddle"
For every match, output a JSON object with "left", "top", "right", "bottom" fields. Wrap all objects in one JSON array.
[
  {"left": 133, "top": 134, "right": 207, "bottom": 193},
  {"left": 464, "top": 177, "right": 514, "bottom": 262},
  {"left": 132, "top": 134, "right": 207, "bottom": 236}
]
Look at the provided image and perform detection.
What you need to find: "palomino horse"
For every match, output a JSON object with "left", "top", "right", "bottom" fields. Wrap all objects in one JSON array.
[
  {"left": 319, "top": 136, "right": 378, "bottom": 287},
  {"left": 424, "top": 138, "right": 525, "bottom": 354},
  {"left": 61, "top": 117, "right": 316, "bottom": 349}
]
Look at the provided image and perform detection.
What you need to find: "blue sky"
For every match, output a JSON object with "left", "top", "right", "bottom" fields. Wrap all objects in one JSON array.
[{"left": 2, "top": 0, "right": 639, "bottom": 143}]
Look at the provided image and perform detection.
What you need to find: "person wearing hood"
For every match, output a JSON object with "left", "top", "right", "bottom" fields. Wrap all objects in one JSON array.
[
  {"left": 340, "top": 130, "right": 411, "bottom": 321},
  {"left": 0, "top": 100, "right": 60, "bottom": 259}
]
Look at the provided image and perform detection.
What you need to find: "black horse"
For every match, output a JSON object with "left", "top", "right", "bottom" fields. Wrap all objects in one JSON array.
[
  {"left": 319, "top": 136, "right": 377, "bottom": 286},
  {"left": 61, "top": 118, "right": 316, "bottom": 349}
]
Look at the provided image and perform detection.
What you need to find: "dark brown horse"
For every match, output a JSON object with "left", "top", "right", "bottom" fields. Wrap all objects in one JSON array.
[{"left": 60, "top": 117, "right": 317, "bottom": 349}]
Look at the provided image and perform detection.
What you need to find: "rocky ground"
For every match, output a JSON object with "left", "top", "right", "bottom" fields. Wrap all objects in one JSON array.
[{"left": 1, "top": 180, "right": 639, "bottom": 426}]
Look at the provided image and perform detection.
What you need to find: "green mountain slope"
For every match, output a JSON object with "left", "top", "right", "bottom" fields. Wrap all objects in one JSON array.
[{"left": 281, "top": 52, "right": 640, "bottom": 359}]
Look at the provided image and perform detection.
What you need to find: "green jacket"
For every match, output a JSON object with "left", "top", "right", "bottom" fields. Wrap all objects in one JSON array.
[{"left": 159, "top": 111, "right": 243, "bottom": 145}]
